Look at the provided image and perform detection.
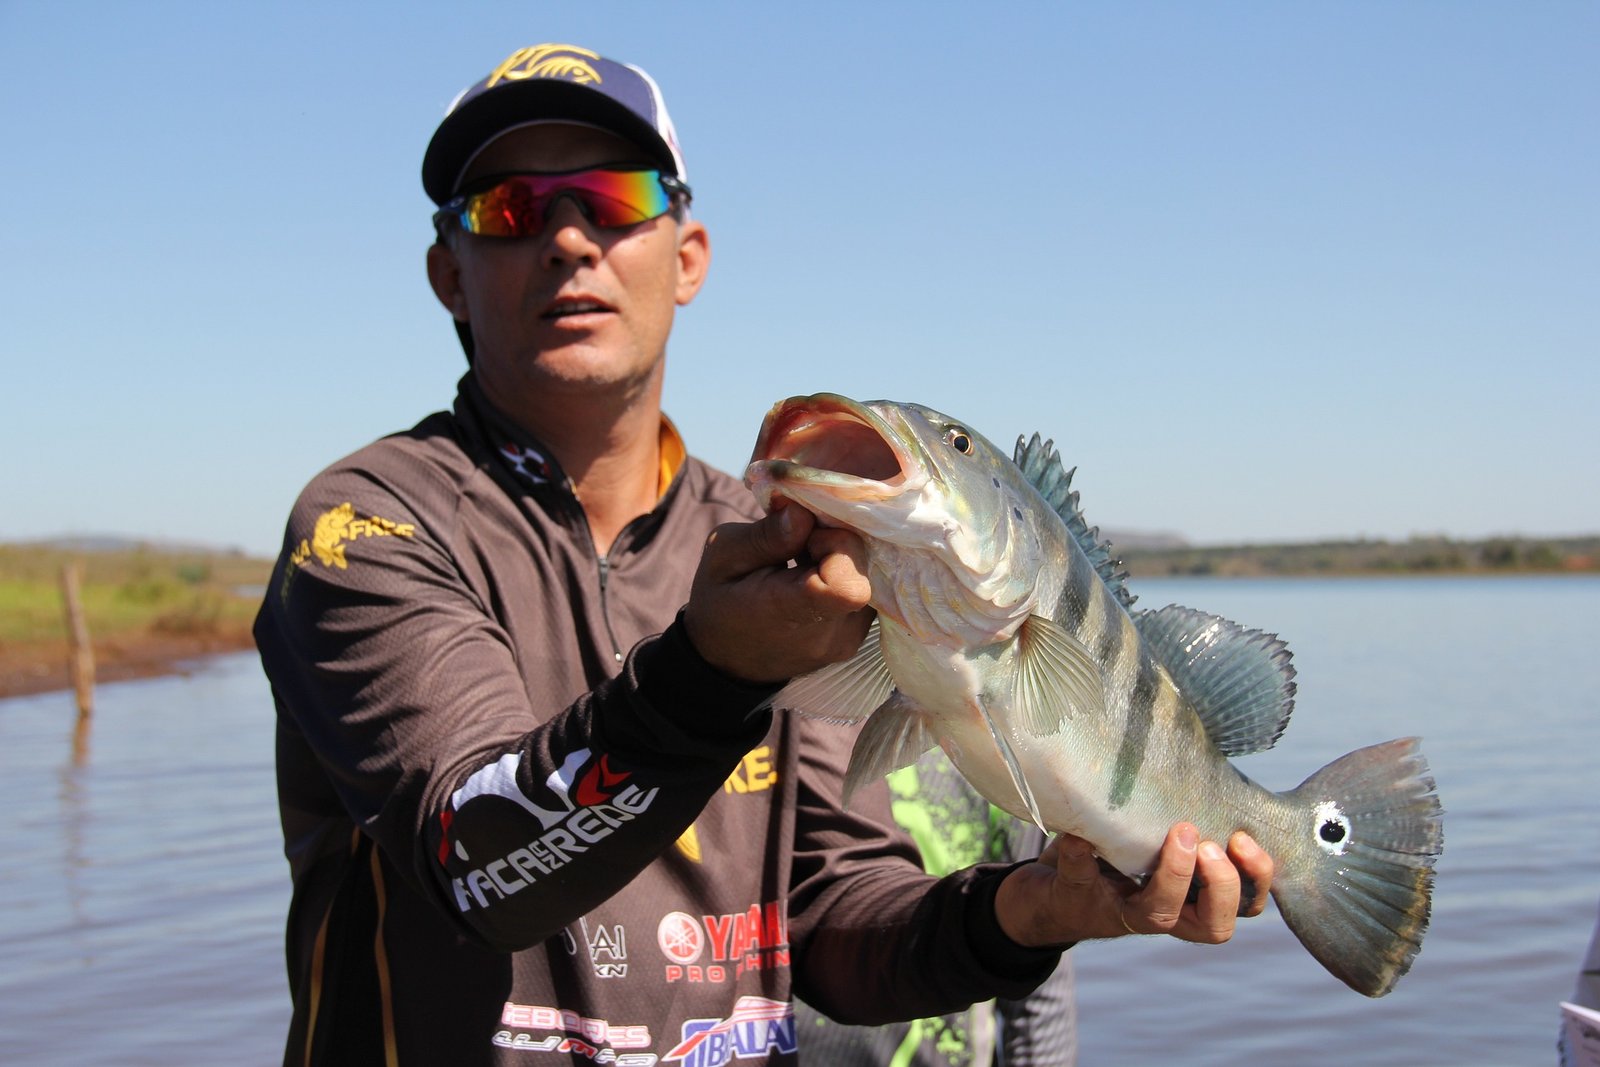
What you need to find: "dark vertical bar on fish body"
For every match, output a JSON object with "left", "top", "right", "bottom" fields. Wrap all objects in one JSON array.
[
  {"left": 1049, "top": 547, "right": 1098, "bottom": 636},
  {"left": 1107, "top": 656, "right": 1160, "bottom": 810}
]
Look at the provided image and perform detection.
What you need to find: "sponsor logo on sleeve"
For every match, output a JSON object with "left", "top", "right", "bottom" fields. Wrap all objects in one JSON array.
[
  {"left": 292, "top": 502, "right": 415, "bottom": 570},
  {"left": 656, "top": 902, "right": 789, "bottom": 984},
  {"left": 441, "top": 748, "right": 661, "bottom": 913},
  {"left": 277, "top": 501, "right": 415, "bottom": 601}
]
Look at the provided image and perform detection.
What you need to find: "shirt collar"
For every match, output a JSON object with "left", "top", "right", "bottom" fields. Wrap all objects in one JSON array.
[{"left": 460, "top": 373, "right": 688, "bottom": 500}]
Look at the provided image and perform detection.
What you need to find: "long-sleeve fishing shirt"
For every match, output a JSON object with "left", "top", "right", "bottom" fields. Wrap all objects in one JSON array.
[{"left": 253, "top": 373, "right": 1061, "bottom": 1067}]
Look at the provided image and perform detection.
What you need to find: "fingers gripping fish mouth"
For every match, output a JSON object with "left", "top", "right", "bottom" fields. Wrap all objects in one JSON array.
[{"left": 743, "top": 393, "right": 922, "bottom": 521}]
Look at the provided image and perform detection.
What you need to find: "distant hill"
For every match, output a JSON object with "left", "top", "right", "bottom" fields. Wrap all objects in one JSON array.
[
  {"left": 14, "top": 534, "right": 262, "bottom": 559},
  {"left": 1099, "top": 528, "right": 1190, "bottom": 552}
]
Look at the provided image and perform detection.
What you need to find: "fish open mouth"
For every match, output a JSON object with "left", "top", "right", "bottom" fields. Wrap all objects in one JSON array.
[{"left": 744, "top": 393, "right": 916, "bottom": 509}]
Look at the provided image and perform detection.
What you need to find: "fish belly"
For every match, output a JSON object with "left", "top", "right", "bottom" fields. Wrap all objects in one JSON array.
[{"left": 928, "top": 672, "right": 1277, "bottom": 877}]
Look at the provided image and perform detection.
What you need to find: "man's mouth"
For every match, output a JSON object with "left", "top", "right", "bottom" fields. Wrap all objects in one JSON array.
[{"left": 544, "top": 298, "right": 612, "bottom": 319}]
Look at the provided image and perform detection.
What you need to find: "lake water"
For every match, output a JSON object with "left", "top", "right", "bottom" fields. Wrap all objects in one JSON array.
[{"left": 1, "top": 576, "right": 1596, "bottom": 1065}]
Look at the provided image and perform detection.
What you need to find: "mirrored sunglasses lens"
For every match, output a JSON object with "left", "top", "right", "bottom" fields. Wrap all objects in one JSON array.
[
  {"left": 460, "top": 171, "right": 670, "bottom": 236},
  {"left": 574, "top": 170, "right": 671, "bottom": 226},
  {"left": 461, "top": 180, "right": 539, "bottom": 236}
]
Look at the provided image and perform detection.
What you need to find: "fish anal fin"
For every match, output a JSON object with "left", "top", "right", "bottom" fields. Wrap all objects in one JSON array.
[
  {"left": 773, "top": 620, "right": 893, "bottom": 725},
  {"left": 1135, "top": 604, "right": 1297, "bottom": 756},
  {"left": 842, "top": 691, "right": 939, "bottom": 809}
]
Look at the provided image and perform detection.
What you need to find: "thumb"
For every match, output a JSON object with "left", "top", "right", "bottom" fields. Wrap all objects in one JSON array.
[
  {"left": 706, "top": 504, "right": 814, "bottom": 579},
  {"left": 1051, "top": 834, "right": 1104, "bottom": 890}
]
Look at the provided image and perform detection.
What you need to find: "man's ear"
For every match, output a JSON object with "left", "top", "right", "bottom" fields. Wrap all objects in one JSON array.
[
  {"left": 426, "top": 241, "right": 470, "bottom": 321},
  {"left": 674, "top": 219, "right": 711, "bottom": 307}
]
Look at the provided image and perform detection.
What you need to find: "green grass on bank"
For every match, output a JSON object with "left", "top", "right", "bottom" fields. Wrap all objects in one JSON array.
[{"left": 0, "top": 545, "right": 273, "bottom": 644}]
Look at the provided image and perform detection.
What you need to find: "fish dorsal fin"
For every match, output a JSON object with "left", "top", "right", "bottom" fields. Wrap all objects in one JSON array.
[
  {"left": 996, "top": 614, "right": 1105, "bottom": 736},
  {"left": 842, "top": 692, "right": 940, "bottom": 809},
  {"left": 1013, "top": 434, "right": 1137, "bottom": 610},
  {"left": 1135, "top": 604, "right": 1298, "bottom": 756},
  {"left": 772, "top": 621, "right": 893, "bottom": 725}
]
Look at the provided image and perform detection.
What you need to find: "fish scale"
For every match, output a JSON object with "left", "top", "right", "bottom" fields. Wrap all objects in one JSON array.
[{"left": 745, "top": 392, "right": 1443, "bottom": 998}]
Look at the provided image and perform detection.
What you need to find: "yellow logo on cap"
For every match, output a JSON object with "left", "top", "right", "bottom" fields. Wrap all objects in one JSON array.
[{"left": 487, "top": 44, "right": 602, "bottom": 89}]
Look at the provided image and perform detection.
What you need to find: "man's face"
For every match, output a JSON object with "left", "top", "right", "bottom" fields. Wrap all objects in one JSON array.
[{"left": 427, "top": 123, "right": 710, "bottom": 415}]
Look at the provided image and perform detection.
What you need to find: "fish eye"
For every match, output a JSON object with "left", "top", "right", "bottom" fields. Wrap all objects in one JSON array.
[{"left": 945, "top": 427, "right": 974, "bottom": 455}]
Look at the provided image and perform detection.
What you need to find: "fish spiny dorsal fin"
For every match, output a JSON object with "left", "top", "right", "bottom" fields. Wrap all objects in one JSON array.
[
  {"left": 1012, "top": 434, "right": 1137, "bottom": 609},
  {"left": 1134, "top": 604, "right": 1298, "bottom": 756}
]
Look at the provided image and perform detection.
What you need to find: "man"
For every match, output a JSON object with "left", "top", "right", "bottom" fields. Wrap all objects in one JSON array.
[{"left": 255, "top": 42, "right": 1273, "bottom": 1066}]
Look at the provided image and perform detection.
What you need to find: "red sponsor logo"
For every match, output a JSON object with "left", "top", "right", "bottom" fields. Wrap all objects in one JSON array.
[
  {"left": 575, "top": 753, "right": 630, "bottom": 807},
  {"left": 657, "top": 902, "right": 789, "bottom": 983},
  {"left": 658, "top": 911, "right": 704, "bottom": 964}
]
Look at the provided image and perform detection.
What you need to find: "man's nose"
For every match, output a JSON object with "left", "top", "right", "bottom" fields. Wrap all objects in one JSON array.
[{"left": 537, "top": 195, "right": 603, "bottom": 267}]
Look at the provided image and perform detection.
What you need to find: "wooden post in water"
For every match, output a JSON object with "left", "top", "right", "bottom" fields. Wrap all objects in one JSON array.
[{"left": 60, "top": 562, "right": 96, "bottom": 725}]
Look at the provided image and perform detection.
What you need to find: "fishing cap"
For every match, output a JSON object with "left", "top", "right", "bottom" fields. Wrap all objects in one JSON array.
[{"left": 421, "top": 42, "right": 688, "bottom": 206}]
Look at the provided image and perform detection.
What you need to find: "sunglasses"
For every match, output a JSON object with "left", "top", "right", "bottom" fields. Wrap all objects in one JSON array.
[{"left": 433, "top": 166, "right": 691, "bottom": 238}]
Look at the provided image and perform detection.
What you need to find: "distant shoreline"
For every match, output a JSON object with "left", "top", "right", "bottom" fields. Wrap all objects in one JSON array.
[
  {"left": 7, "top": 565, "right": 1596, "bottom": 703},
  {"left": 1118, "top": 533, "right": 1597, "bottom": 579},
  {"left": 5, "top": 531, "right": 1595, "bottom": 702}
]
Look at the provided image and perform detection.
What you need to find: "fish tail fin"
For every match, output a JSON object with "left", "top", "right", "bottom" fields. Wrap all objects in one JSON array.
[{"left": 1271, "top": 737, "right": 1443, "bottom": 997}]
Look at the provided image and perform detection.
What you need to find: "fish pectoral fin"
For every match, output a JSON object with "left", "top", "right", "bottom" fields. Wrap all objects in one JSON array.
[
  {"left": 1134, "top": 604, "right": 1296, "bottom": 756},
  {"left": 842, "top": 691, "right": 939, "bottom": 809},
  {"left": 977, "top": 696, "right": 1047, "bottom": 835},
  {"left": 1010, "top": 614, "right": 1105, "bottom": 737},
  {"left": 772, "top": 620, "right": 893, "bottom": 725}
]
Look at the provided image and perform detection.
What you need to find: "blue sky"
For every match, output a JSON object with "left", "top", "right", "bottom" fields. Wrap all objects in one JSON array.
[{"left": 2, "top": 2, "right": 1595, "bottom": 557}]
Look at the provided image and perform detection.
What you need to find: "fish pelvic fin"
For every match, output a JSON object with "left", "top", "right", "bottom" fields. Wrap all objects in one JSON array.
[
  {"left": 1006, "top": 614, "right": 1105, "bottom": 736},
  {"left": 1012, "top": 433, "right": 1136, "bottom": 609},
  {"left": 772, "top": 621, "right": 893, "bottom": 725},
  {"left": 1271, "top": 737, "right": 1444, "bottom": 997},
  {"left": 973, "top": 694, "right": 1048, "bottom": 834},
  {"left": 842, "top": 691, "right": 939, "bottom": 809},
  {"left": 1135, "top": 604, "right": 1297, "bottom": 756}
]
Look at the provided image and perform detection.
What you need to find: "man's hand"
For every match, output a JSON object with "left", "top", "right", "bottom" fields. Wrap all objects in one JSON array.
[
  {"left": 683, "top": 503, "right": 875, "bottom": 683},
  {"left": 994, "top": 824, "right": 1274, "bottom": 947}
]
